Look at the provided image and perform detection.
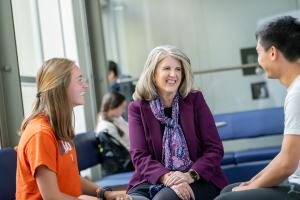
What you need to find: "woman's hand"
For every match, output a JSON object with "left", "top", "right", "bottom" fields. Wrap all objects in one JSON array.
[
  {"left": 160, "top": 172, "right": 172, "bottom": 185},
  {"left": 171, "top": 182, "right": 195, "bottom": 200},
  {"left": 163, "top": 171, "right": 192, "bottom": 186},
  {"left": 105, "top": 191, "right": 132, "bottom": 200}
]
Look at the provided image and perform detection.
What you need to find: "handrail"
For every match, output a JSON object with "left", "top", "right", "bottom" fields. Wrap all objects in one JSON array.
[
  {"left": 19, "top": 63, "right": 261, "bottom": 84},
  {"left": 117, "top": 77, "right": 138, "bottom": 84},
  {"left": 216, "top": 122, "right": 227, "bottom": 128},
  {"left": 193, "top": 63, "right": 260, "bottom": 75},
  {"left": 118, "top": 63, "right": 261, "bottom": 83}
]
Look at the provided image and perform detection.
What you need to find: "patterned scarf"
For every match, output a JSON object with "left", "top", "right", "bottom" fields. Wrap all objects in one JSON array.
[{"left": 150, "top": 93, "right": 193, "bottom": 171}]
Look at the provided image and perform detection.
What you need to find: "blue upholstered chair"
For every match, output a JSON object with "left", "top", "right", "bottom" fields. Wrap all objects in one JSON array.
[
  {"left": 214, "top": 107, "right": 284, "bottom": 183},
  {"left": 74, "top": 131, "right": 102, "bottom": 171},
  {"left": 0, "top": 147, "right": 17, "bottom": 200},
  {"left": 74, "top": 131, "right": 133, "bottom": 189}
]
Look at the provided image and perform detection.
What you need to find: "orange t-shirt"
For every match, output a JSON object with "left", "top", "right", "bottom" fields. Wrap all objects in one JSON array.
[{"left": 16, "top": 114, "right": 82, "bottom": 200}]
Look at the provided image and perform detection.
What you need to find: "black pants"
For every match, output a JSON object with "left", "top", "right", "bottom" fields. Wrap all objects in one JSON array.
[
  {"left": 128, "top": 179, "right": 220, "bottom": 200},
  {"left": 215, "top": 182, "right": 300, "bottom": 200}
]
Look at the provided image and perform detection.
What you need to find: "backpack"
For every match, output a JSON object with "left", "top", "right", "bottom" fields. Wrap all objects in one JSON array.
[{"left": 96, "top": 130, "right": 133, "bottom": 176}]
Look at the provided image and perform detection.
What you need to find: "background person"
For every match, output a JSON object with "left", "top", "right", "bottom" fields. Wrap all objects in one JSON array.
[
  {"left": 95, "top": 91, "right": 133, "bottom": 176},
  {"left": 108, "top": 60, "right": 121, "bottom": 92},
  {"left": 127, "top": 45, "right": 227, "bottom": 200},
  {"left": 95, "top": 91, "right": 129, "bottom": 150}
]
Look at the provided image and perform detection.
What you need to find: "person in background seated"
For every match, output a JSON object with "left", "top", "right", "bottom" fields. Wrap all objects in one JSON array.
[
  {"left": 215, "top": 16, "right": 300, "bottom": 200},
  {"left": 95, "top": 91, "right": 130, "bottom": 150},
  {"left": 95, "top": 91, "right": 133, "bottom": 176},
  {"left": 16, "top": 58, "right": 131, "bottom": 200},
  {"left": 108, "top": 61, "right": 121, "bottom": 92},
  {"left": 127, "top": 45, "right": 227, "bottom": 200}
]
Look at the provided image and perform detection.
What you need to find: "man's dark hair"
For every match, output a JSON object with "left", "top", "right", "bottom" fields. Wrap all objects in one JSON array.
[
  {"left": 256, "top": 16, "right": 300, "bottom": 62},
  {"left": 108, "top": 61, "right": 119, "bottom": 77}
]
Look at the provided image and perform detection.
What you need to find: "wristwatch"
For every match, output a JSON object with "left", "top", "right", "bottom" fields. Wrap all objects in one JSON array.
[
  {"left": 189, "top": 169, "right": 200, "bottom": 182},
  {"left": 96, "top": 187, "right": 112, "bottom": 200}
]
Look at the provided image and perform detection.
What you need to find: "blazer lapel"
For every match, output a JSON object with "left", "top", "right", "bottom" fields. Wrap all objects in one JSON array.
[
  {"left": 179, "top": 97, "right": 197, "bottom": 159},
  {"left": 141, "top": 102, "right": 163, "bottom": 161}
]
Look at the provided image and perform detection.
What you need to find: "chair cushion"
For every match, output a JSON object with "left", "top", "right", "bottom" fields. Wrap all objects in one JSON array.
[
  {"left": 0, "top": 147, "right": 17, "bottom": 200},
  {"left": 221, "top": 152, "right": 235, "bottom": 165},
  {"left": 75, "top": 132, "right": 102, "bottom": 171},
  {"left": 222, "top": 161, "right": 269, "bottom": 183},
  {"left": 214, "top": 107, "right": 284, "bottom": 140},
  {"left": 234, "top": 146, "right": 280, "bottom": 164}
]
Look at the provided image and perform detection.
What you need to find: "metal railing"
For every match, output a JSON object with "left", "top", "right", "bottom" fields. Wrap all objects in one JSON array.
[
  {"left": 193, "top": 63, "right": 260, "bottom": 75},
  {"left": 117, "top": 62, "right": 261, "bottom": 84}
]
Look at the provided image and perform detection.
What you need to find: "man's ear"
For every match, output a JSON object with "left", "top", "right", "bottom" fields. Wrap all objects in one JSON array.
[{"left": 270, "top": 46, "right": 278, "bottom": 61}]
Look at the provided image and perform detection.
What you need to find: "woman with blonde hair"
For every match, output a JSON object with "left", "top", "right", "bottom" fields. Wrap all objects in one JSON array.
[
  {"left": 16, "top": 58, "right": 131, "bottom": 200},
  {"left": 127, "top": 45, "right": 227, "bottom": 200}
]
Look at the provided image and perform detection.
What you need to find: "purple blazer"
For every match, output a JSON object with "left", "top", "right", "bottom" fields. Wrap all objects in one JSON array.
[{"left": 127, "top": 90, "right": 228, "bottom": 190}]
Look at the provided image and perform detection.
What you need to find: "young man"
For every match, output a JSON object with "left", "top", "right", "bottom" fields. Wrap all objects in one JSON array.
[{"left": 215, "top": 16, "right": 300, "bottom": 200}]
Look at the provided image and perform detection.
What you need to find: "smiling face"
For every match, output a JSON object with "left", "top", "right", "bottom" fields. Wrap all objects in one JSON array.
[
  {"left": 67, "top": 65, "right": 88, "bottom": 107},
  {"left": 256, "top": 39, "right": 281, "bottom": 79},
  {"left": 154, "top": 56, "right": 182, "bottom": 98}
]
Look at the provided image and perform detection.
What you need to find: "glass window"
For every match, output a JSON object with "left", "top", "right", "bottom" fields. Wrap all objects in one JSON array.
[{"left": 11, "top": 0, "right": 87, "bottom": 133}]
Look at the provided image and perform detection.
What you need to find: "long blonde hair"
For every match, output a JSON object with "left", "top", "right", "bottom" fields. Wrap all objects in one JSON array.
[
  {"left": 20, "top": 58, "right": 75, "bottom": 141},
  {"left": 133, "top": 45, "right": 193, "bottom": 101}
]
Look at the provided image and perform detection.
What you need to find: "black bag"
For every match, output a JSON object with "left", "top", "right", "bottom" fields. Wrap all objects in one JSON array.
[{"left": 96, "top": 130, "right": 133, "bottom": 176}]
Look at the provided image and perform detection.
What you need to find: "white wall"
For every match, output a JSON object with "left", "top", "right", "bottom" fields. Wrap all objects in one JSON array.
[{"left": 102, "top": 0, "right": 298, "bottom": 114}]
